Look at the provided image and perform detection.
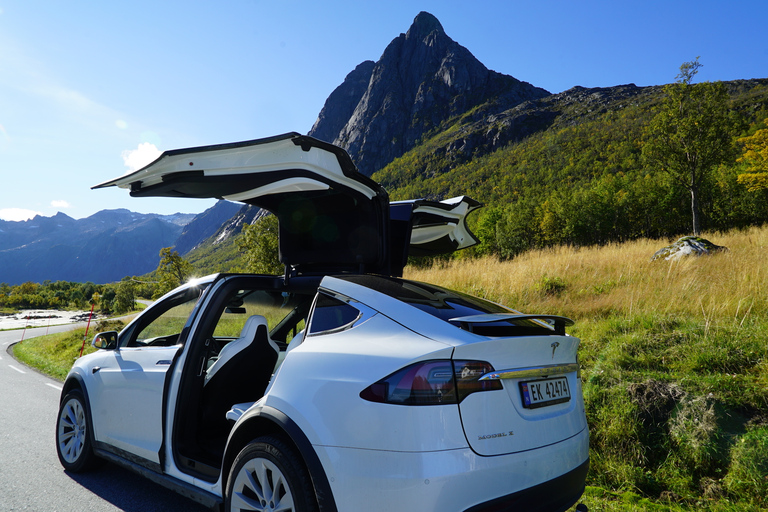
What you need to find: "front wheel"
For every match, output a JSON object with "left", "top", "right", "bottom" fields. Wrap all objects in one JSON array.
[
  {"left": 225, "top": 435, "right": 318, "bottom": 512},
  {"left": 56, "top": 389, "right": 100, "bottom": 472}
]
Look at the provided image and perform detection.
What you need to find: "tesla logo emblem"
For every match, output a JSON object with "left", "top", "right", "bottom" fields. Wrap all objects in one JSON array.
[{"left": 551, "top": 341, "right": 560, "bottom": 359}]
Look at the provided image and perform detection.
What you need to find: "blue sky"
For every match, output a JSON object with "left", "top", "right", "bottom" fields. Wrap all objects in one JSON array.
[{"left": 1, "top": 0, "right": 766, "bottom": 221}]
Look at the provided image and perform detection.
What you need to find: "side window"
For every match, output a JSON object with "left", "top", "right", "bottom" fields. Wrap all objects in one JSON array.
[
  {"left": 208, "top": 288, "right": 313, "bottom": 345},
  {"left": 308, "top": 293, "right": 361, "bottom": 335},
  {"left": 211, "top": 290, "right": 280, "bottom": 339},
  {"left": 127, "top": 287, "right": 205, "bottom": 347}
]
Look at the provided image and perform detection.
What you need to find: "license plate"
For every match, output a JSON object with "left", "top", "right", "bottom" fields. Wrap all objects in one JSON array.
[{"left": 520, "top": 377, "right": 571, "bottom": 409}]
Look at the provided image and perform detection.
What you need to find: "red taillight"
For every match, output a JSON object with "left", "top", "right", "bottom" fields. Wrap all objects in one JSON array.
[{"left": 360, "top": 360, "right": 502, "bottom": 405}]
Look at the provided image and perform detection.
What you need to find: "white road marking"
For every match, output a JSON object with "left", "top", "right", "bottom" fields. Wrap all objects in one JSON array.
[
  {"left": 8, "top": 365, "right": 26, "bottom": 374},
  {"left": 46, "top": 383, "right": 63, "bottom": 392}
]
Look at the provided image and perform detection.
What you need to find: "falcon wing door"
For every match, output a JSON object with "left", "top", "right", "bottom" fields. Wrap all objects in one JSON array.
[
  {"left": 388, "top": 196, "right": 481, "bottom": 275},
  {"left": 405, "top": 196, "right": 481, "bottom": 256},
  {"left": 94, "top": 133, "right": 391, "bottom": 274}
]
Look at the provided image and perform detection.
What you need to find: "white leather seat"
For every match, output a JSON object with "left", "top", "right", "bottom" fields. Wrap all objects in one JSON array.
[{"left": 205, "top": 315, "right": 274, "bottom": 385}]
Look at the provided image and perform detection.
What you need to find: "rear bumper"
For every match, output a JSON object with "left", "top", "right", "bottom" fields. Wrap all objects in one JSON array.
[
  {"left": 315, "top": 427, "right": 589, "bottom": 512},
  {"left": 464, "top": 458, "right": 588, "bottom": 512}
]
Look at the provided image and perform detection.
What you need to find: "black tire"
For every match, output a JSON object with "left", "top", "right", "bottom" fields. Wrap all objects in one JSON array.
[
  {"left": 55, "top": 389, "right": 100, "bottom": 472},
  {"left": 225, "top": 435, "right": 318, "bottom": 512}
]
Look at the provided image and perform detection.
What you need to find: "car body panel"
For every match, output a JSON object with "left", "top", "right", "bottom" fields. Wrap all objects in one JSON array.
[
  {"left": 264, "top": 313, "right": 467, "bottom": 452},
  {"left": 452, "top": 335, "right": 587, "bottom": 455},
  {"left": 396, "top": 195, "right": 482, "bottom": 256},
  {"left": 88, "top": 345, "right": 179, "bottom": 463},
  {"left": 315, "top": 428, "right": 589, "bottom": 512},
  {"left": 94, "top": 133, "right": 390, "bottom": 274}
]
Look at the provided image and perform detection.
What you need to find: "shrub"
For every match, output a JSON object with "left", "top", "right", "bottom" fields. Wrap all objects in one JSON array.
[
  {"left": 535, "top": 275, "right": 567, "bottom": 296},
  {"left": 723, "top": 426, "right": 768, "bottom": 506}
]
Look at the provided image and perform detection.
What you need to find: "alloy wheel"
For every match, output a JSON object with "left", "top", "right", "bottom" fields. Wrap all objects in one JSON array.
[
  {"left": 57, "top": 397, "right": 87, "bottom": 464},
  {"left": 231, "top": 457, "right": 295, "bottom": 512}
]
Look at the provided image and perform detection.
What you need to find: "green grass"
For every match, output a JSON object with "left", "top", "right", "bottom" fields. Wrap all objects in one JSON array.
[
  {"left": 406, "top": 226, "right": 768, "bottom": 510},
  {"left": 12, "top": 319, "right": 127, "bottom": 381},
  {"left": 579, "top": 486, "right": 767, "bottom": 511}
]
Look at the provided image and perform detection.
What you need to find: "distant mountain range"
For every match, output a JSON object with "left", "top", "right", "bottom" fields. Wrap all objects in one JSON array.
[
  {"left": 2, "top": 11, "right": 766, "bottom": 285},
  {"left": 0, "top": 202, "right": 241, "bottom": 285}
]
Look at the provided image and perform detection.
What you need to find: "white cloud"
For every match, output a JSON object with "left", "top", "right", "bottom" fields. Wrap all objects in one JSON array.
[
  {"left": 122, "top": 142, "right": 162, "bottom": 172},
  {"left": 51, "top": 200, "right": 71, "bottom": 209},
  {"left": 0, "top": 208, "right": 43, "bottom": 221}
]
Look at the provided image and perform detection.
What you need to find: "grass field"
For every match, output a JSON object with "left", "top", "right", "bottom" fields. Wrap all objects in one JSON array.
[
  {"left": 405, "top": 226, "right": 768, "bottom": 510},
  {"left": 13, "top": 226, "right": 768, "bottom": 510}
]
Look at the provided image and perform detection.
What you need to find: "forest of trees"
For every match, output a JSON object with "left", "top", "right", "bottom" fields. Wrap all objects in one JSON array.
[
  {"left": 374, "top": 68, "right": 768, "bottom": 259},
  {"left": 0, "top": 277, "right": 145, "bottom": 315}
]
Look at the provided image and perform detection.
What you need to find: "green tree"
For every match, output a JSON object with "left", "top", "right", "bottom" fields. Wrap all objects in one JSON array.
[
  {"left": 154, "top": 247, "right": 194, "bottom": 299},
  {"left": 99, "top": 286, "right": 116, "bottom": 314},
  {"left": 114, "top": 278, "right": 137, "bottom": 313},
  {"left": 642, "top": 57, "right": 733, "bottom": 235},
  {"left": 737, "top": 119, "right": 768, "bottom": 191},
  {"left": 237, "top": 213, "right": 282, "bottom": 275}
]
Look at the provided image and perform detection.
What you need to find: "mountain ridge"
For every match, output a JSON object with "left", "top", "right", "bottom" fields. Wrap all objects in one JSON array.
[{"left": 0, "top": 206, "right": 226, "bottom": 284}]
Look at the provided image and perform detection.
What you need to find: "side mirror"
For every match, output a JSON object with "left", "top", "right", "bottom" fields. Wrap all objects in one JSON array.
[{"left": 92, "top": 331, "right": 118, "bottom": 350}]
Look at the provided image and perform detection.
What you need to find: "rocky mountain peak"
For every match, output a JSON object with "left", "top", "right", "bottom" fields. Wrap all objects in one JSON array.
[
  {"left": 406, "top": 11, "right": 445, "bottom": 42},
  {"left": 308, "top": 12, "right": 549, "bottom": 176}
]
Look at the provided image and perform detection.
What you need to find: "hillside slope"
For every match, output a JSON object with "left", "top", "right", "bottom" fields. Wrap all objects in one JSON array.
[{"left": 374, "top": 79, "right": 768, "bottom": 256}]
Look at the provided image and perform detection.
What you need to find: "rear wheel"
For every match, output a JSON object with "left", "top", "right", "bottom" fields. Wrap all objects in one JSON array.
[
  {"left": 56, "top": 389, "right": 100, "bottom": 472},
  {"left": 225, "top": 435, "right": 318, "bottom": 512}
]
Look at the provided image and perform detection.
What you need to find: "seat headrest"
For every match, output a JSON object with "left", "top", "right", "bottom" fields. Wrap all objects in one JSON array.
[{"left": 238, "top": 315, "right": 268, "bottom": 342}]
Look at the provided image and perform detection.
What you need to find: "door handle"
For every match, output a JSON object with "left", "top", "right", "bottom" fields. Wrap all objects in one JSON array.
[{"left": 156, "top": 360, "right": 172, "bottom": 366}]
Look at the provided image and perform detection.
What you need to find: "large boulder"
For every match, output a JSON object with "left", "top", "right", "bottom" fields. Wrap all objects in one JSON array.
[{"left": 651, "top": 236, "right": 728, "bottom": 261}]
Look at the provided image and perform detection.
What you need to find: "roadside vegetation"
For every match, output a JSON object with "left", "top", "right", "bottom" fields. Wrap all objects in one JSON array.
[
  {"left": 12, "top": 319, "right": 128, "bottom": 380},
  {"left": 405, "top": 225, "right": 768, "bottom": 510}
]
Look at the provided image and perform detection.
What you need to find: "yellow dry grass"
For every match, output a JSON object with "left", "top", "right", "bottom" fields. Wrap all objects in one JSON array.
[{"left": 404, "top": 225, "right": 768, "bottom": 325}]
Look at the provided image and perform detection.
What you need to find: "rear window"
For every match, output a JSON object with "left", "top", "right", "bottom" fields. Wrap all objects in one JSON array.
[
  {"left": 338, "top": 275, "right": 557, "bottom": 336},
  {"left": 308, "top": 293, "right": 361, "bottom": 335}
]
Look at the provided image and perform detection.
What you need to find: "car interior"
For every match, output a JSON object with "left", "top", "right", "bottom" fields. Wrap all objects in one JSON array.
[{"left": 171, "top": 276, "right": 318, "bottom": 481}]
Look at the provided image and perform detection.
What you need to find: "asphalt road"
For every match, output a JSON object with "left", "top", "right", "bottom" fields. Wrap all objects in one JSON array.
[{"left": 0, "top": 324, "right": 211, "bottom": 512}]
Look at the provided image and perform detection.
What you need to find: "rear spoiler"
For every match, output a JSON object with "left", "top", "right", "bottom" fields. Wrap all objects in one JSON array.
[{"left": 448, "top": 314, "right": 574, "bottom": 335}]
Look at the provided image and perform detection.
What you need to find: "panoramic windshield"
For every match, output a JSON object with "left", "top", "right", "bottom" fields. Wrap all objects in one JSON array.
[
  {"left": 337, "top": 275, "right": 558, "bottom": 336},
  {"left": 337, "top": 275, "right": 513, "bottom": 320}
]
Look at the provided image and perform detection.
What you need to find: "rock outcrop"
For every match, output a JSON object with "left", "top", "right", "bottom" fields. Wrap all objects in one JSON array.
[{"left": 651, "top": 236, "right": 729, "bottom": 261}]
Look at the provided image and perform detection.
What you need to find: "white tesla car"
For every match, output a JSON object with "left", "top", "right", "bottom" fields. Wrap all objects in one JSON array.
[{"left": 56, "top": 133, "right": 589, "bottom": 512}]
